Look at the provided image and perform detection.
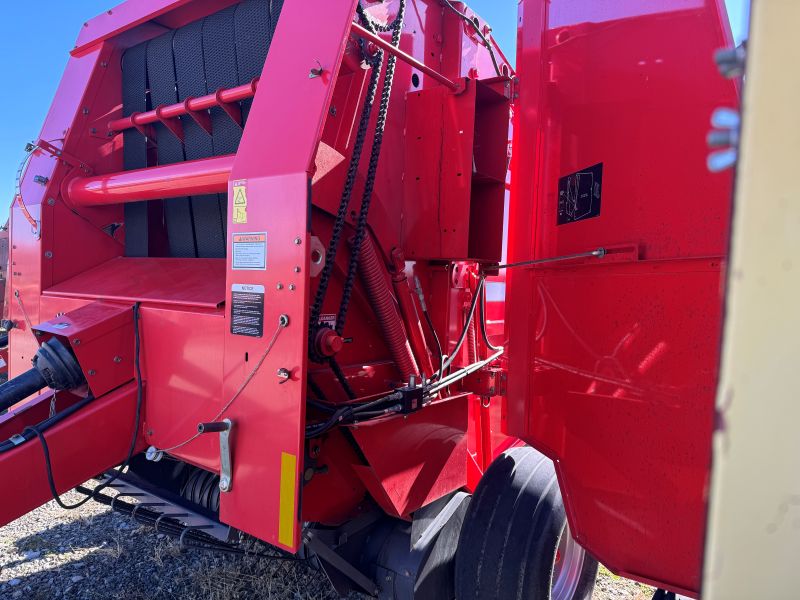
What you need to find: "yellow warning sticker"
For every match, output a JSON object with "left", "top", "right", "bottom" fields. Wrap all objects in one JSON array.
[
  {"left": 232, "top": 179, "right": 248, "bottom": 224},
  {"left": 278, "top": 452, "right": 297, "bottom": 547}
]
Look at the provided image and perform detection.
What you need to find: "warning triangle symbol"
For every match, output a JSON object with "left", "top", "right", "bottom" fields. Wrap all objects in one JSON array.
[{"left": 234, "top": 187, "right": 247, "bottom": 206}]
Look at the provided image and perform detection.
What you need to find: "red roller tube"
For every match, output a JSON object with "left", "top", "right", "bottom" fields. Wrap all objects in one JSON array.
[
  {"left": 66, "top": 155, "right": 234, "bottom": 206},
  {"left": 358, "top": 237, "right": 419, "bottom": 382},
  {"left": 108, "top": 79, "right": 259, "bottom": 132}
]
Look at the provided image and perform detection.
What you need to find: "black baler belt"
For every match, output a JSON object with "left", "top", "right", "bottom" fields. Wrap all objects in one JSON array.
[
  {"left": 120, "top": 1, "right": 285, "bottom": 257},
  {"left": 174, "top": 20, "right": 226, "bottom": 258},
  {"left": 235, "top": 0, "right": 272, "bottom": 123},
  {"left": 121, "top": 43, "right": 149, "bottom": 257},
  {"left": 147, "top": 30, "right": 197, "bottom": 258}
]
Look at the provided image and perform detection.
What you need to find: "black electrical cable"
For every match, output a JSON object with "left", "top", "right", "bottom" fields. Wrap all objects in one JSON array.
[
  {"left": 479, "top": 280, "right": 503, "bottom": 352},
  {"left": 305, "top": 391, "right": 403, "bottom": 438},
  {"left": 0, "top": 394, "right": 94, "bottom": 454},
  {"left": 422, "top": 309, "right": 444, "bottom": 383},
  {"left": 441, "top": 0, "right": 502, "bottom": 77},
  {"left": 24, "top": 303, "right": 145, "bottom": 510}
]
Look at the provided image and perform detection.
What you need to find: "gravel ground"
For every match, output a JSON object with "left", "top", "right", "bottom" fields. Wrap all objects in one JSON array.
[{"left": 0, "top": 486, "right": 654, "bottom": 600}]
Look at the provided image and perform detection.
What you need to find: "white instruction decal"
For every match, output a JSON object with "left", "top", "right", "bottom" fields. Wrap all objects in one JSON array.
[{"left": 232, "top": 232, "right": 267, "bottom": 271}]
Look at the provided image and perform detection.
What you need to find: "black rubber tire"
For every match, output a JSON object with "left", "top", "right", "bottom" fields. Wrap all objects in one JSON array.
[{"left": 455, "top": 446, "right": 598, "bottom": 600}]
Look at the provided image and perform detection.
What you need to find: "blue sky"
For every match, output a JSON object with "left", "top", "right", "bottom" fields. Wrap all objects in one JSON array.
[{"left": 0, "top": 1, "right": 750, "bottom": 205}]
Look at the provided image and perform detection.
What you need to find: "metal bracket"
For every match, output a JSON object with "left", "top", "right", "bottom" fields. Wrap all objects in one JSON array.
[
  {"left": 36, "top": 139, "right": 93, "bottom": 175},
  {"left": 197, "top": 418, "right": 234, "bottom": 492}
]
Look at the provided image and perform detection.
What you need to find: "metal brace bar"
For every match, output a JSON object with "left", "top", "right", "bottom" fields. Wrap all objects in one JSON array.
[
  {"left": 492, "top": 248, "right": 606, "bottom": 271},
  {"left": 305, "top": 530, "right": 380, "bottom": 596}
]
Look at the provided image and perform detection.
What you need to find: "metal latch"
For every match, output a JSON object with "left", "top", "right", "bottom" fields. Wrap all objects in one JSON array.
[{"left": 197, "top": 419, "right": 234, "bottom": 493}]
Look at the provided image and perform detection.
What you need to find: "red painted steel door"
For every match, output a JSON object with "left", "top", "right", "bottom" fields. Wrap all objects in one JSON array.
[{"left": 506, "top": 1, "right": 737, "bottom": 595}]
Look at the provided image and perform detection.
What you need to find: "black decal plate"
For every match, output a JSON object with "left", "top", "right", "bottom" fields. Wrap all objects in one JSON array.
[
  {"left": 558, "top": 163, "right": 603, "bottom": 225},
  {"left": 231, "top": 283, "right": 265, "bottom": 337}
]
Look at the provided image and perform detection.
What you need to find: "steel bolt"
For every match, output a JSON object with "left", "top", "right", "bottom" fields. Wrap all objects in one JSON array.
[
  {"left": 219, "top": 476, "right": 231, "bottom": 492},
  {"left": 294, "top": 237, "right": 302, "bottom": 245},
  {"left": 47, "top": 198, "right": 55, "bottom": 206},
  {"left": 113, "top": 356, "right": 122, "bottom": 363},
  {"left": 289, "top": 284, "right": 296, "bottom": 291},
  {"left": 87, "top": 369, "right": 96, "bottom": 376},
  {"left": 293, "top": 266, "right": 301, "bottom": 273},
  {"left": 276, "top": 283, "right": 284, "bottom": 290},
  {"left": 44, "top": 251, "right": 53, "bottom": 259},
  {"left": 82, "top": 107, "right": 90, "bottom": 115},
  {"left": 73, "top": 339, "right": 81, "bottom": 345}
]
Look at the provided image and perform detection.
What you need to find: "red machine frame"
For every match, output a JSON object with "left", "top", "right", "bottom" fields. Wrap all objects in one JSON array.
[{"left": 0, "top": 0, "right": 739, "bottom": 597}]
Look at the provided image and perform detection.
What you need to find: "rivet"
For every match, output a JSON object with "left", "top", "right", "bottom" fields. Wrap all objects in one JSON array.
[
  {"left": 47, "top": 198, "right": 55, "bottom": 206},
  {"left": 73, "top": 339, "right": 81, "bottom": 345},
  {"left": 293, "top": 266, "right": 301, "bottom": 273},
  {"left": 88, "top": 369, "right": 96, "bottom": 376},
  {"left": 289, "top": 284, "right": 296, "bottom": 291},
  {"left": 294, "top": 237, "right": 302, "bottom": 245},
  {"left": 82, "top": 107, "right": 90, "bottom": 115},
  {"left": 276, "top": 283, "right": 284, "bottom": 290},
  {"left": 44, "top": 251, "right": 53, "bottom": 259},
  {"left": 278, "top": 314, "right": 290, "bottom": 328},
  {"left": 113, "top": 356, "right": 122, "bottom": 363}
]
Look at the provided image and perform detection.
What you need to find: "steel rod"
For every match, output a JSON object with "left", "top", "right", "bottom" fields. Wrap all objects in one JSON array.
[
  {"left": 493, "top": 248, "right": 606, "bottom": 271},
  {"left": 66, "top": 155, "right": 234, "bottom": 206},
  {"left": 350, "top": 22, "right": 459, "bottom": 91}
]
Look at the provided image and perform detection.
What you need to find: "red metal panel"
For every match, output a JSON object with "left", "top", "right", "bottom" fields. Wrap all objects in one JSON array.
[
  {"left": 44, "top": 258, "right": 226, "bottom": 308},
  {"left": 219, "top": 0, "right": 360, "bottom": 552},
  {"left": 507, "top": 0, "right": 737, "bottom": 595},
  {"left": 34, "top": 302, "right": 134, "bottom": 398},
  {"left": 10, "top": 42, "right": 126, "bottom": 378},
  {"left": 0, "top": 383, "right": 141, "bottom": 527},
  {"left": 349, "top": 398, "right": 469, "bottom": 517},
  {"left": 73, "top": 0, "right": 235, "bottom": 55},
  {"left": 139, "top": 304, "right": 225, "bottom": 473}
]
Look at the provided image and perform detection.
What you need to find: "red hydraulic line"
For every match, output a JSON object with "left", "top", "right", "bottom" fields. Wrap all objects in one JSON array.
[
  {"left": 66, "top": 155, "right": 234, "bottom": 206},
  {"left": 107, "top": 79, "right": 259, "bottom": 133},
  {"left": 350, "top": 22, "right": 459, "bottom": 91},
  {"left": 358, "top": 236, "right": 420, "bottom": 382}
]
